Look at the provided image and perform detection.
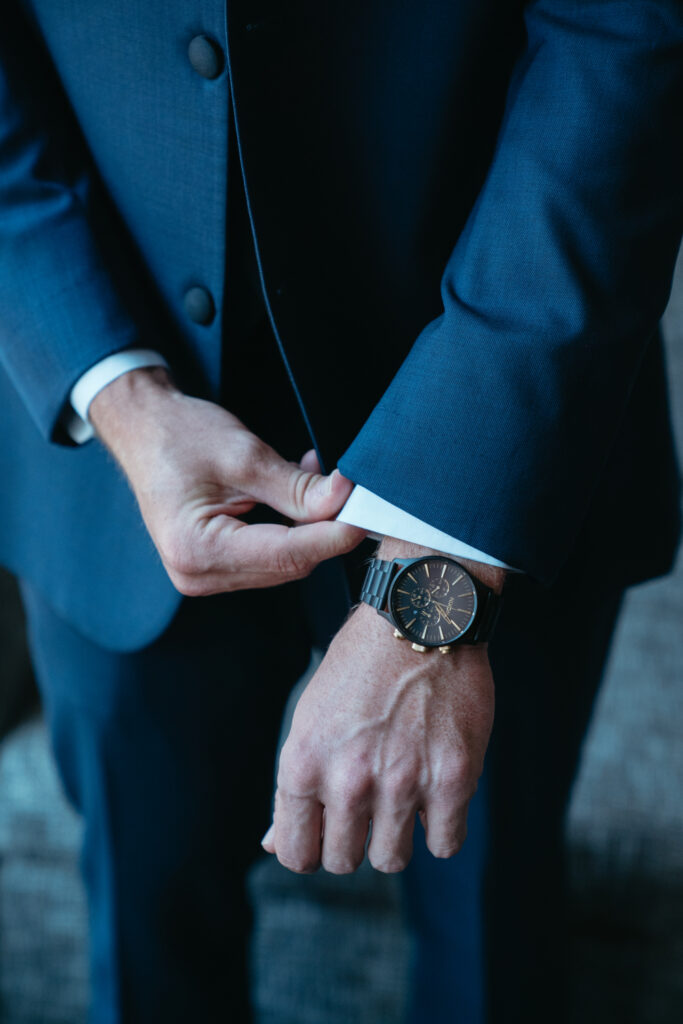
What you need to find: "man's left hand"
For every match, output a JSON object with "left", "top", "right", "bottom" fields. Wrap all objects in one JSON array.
[{"left": 263, "top": 542, "right": 499, "bottom": 874}]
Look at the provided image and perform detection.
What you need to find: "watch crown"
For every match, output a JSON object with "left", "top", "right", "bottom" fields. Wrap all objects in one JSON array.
[
  {"left": 393, "top": 629, "right": 405, "bottom": 640},
  {"left": 411, "top": 643, "right": 428, "bottom": 653},
  {"left": 438, "top": 645, "right": 452, "bottom": 655}
]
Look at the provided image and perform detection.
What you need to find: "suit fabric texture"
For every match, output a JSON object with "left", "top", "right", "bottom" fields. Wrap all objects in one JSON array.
[{"left": 1, "top": 2, "right": 682, "bottom": 1023}]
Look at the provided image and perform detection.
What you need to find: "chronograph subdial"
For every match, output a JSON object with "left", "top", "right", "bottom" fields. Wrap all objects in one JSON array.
[
  {"left": 415, "top": 603, "right": 440, "bottom": 629},
  {"left": 409, "top": 586, "right": 432, "bottom": 610},
  {"left": 389, "top": 557, "right": 477, "bottom": 647},
  {"left": 427, "top": 577, "right": 450, "bottom": 601}
]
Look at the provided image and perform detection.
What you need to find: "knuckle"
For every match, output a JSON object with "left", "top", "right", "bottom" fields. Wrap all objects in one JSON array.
[
  {"left": 278, "top": 853, "right": 320, "bottom": 875},
  {"left": 273, "top": 540, "right": 313, "bottom": 581},
  {"left": 230, "top": 432, "right": 266, "bottom": 482},
  {"left": 168, "top": 572, "right": 205, "bottom": 598},
  {"left": 159, "top": 533, "right": 199, "bottom": 580},
  {"left": 368, "top": 853, "right": 409, "bottom": 875},
  {"left": 428, "top": 823, "right": 468, "bottom": 860},
  {"left": 323, "top": 854, "right": 363, "bottom": 876},
  {"left": 382, "top": 769, "right": 420, "bottom": 806},
  {"left": 289, "top": 470, "right": 316, "bottom": 516},
  {"left": 439, "top": 759, "right": 475, "bottom": 797},
  {"left": 431, "top": 844, "right": 460, "bottom": 860},
  {"left": 278, "top": 745, "right": 319, "bottom": 796},
  {"left": 328, "top": 770, "right": 374, "bottom": 811},
  {"left": 430, "top": 835, "right": 466, "bottom": 860}
]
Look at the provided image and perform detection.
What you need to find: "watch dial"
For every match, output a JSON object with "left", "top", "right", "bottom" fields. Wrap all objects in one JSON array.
[{"left": 390, "top": 558, "right": 477, "bottom": 646}]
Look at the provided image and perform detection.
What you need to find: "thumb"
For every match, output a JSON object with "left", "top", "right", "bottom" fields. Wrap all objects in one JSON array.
[{"left": 247, "top": 445, "right": 355, "bottom": 522}]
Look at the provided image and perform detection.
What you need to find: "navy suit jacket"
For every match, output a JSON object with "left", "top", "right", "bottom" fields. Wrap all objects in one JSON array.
[{"left": 0, "top": 0, "right": 681, "bottom": 650}]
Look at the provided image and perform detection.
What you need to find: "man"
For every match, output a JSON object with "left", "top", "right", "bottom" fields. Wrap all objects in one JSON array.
[{"left": 1, "top": 1, "right": 681, "bottom": 1022}]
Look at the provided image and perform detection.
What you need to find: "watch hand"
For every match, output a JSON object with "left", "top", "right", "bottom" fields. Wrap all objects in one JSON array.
[{"left": 432, "top": 602, "right": 458, "bottom": 629}]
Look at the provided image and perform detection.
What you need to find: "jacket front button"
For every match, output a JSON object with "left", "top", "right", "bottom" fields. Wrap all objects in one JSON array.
[
  {"left": 183, "top": 286, "right": 215, "bottom": 325},
  {"left": 187, "top": 35, "right": 224, "bottom": 80}
]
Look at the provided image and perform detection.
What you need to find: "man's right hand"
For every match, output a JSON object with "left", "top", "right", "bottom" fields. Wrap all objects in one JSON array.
[{"left": 89, "top": 367, "right": 365, "bottom": 595}]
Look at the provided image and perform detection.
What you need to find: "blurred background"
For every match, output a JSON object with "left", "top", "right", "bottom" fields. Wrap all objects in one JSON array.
[{"left": 1, "top": 249, "right": 682, "bottom": 1024}]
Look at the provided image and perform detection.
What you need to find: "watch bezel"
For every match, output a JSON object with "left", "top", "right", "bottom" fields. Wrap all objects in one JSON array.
[{"left": 386, "top": 556, "right": 479, "bottom": 647}]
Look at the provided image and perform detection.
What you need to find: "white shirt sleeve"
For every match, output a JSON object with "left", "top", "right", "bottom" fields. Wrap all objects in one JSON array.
[
  {"left": 336, "top": 485, "right": 520, "bottom": 570},
  {"left": 65, "top": 349, "right": 169, "bottom": 443}
]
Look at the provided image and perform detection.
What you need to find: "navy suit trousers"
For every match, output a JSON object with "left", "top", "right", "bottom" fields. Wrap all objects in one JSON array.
[
  {"left": 22, "top": 581, "right": 312, "bottom": 1024},
  {"left": 403, "top": 572, "right": 622, "bottom": 1024}
]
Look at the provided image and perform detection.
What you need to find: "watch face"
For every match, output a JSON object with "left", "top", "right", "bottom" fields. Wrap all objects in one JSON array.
[{"left": 389, "top": 558, "right": 477, "bottom": 647}]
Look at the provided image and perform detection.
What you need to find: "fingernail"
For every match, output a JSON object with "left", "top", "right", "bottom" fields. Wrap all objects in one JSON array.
[{"left": 261, "top": 824, "right": 275, "bottom": 848}]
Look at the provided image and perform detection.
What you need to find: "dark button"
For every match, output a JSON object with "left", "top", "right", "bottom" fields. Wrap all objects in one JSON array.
[
  {"left": 183, "top": 286, "right": 215, "bottom": 325},
  {"left": 188, "top": 35, "right": 224, "bottom": 80}
]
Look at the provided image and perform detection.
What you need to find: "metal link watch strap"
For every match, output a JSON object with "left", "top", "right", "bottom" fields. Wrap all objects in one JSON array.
[
  {"left": 359, "top": 558, "right": 395, "bottom": 611},
  {"left": 469, "top": 587, "right": 504, "bottom": 644}
]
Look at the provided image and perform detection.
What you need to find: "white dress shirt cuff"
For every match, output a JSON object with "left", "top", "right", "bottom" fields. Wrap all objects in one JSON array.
[
  {"left": 66, "top": 349, "right": 169, "bottom": 443},
  {"left": 337, "top": 485, "right": 520, "bottom": 571}
]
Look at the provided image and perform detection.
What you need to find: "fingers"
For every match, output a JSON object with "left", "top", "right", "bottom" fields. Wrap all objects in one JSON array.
[
  {"left": 232, "top": 434, "right": 354, "bottom": 523},
  {"left": 264, "top": 790, "right": 470, "bottom": 875},
  {"left": 244, "top": 518, "right": 364, "bottom": 578},
  {"left": 366, "top": 802, "right": 416, "bottom": 873},
  {"left": 320, "top": 803, "right": 371, "bottom": 874},
  {"left": 268, "top": 796, "right": 370, "bottom": 876},
  {"left": 355, "top": 765, "right": 472, "bottom": 872},
  {"left": 299, "top": 448, "right": 321, "bottom": 473},
  {"left": 271, "top": 791, "right": 324, "bottom": 874},
  {"left": 420, "top": 795, "right": 470, "bottom": 859},
  {"left": 273, "top": 803, "right": 324, "bottom": 873},
  {"left": 269, "top": 764, "right": 372, "bottom": 875},
  {"left": 367, "top": 793, "right": 469, "bottom": 871},
  {"left": 268, "top": 733, "right": 324, "bottom": 873},
  {"left": 167, "top": 518, "right": 365, "bottom": 595},
  {"left": 267, "top": 465, "right": 353, "bottom": 523}
]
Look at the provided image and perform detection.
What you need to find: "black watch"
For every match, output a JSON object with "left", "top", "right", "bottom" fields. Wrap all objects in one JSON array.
[{"left": 360, "top": 555, "right": 503, "bottom": 653}]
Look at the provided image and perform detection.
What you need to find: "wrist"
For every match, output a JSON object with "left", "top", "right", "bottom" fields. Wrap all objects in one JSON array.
[
  {"left": 377, "top": 536, "right": 506, "bottom": 595},
  {"left": 350, "top": 597, "right": 487, "bottom": 670},
  {"left": 90, "top": 364, "right": 175, "bottom": 428},
  {"left": 89, "top": 366, "right": 178, "bottom": 468}
]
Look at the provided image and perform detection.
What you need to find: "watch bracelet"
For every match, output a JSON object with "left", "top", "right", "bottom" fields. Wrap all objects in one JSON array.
[
  {"left": 470, "top": 588, "right": 504, "bottom": 644},
  {"left": 359, "top": 558, "right": 395, "bottom": 610}
]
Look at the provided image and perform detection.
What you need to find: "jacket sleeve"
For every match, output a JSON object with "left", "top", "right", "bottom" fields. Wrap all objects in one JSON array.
[
  {"left": 0, "top": 3, "right": 145, "bottom": 442},
  {"left": 338, "top": 0, "right": 683, "bottom": 582}
]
